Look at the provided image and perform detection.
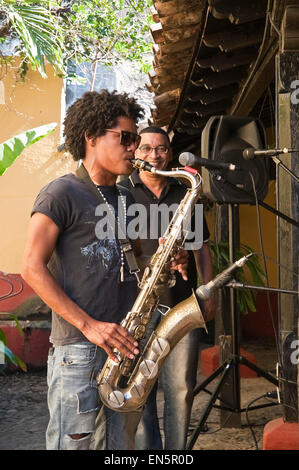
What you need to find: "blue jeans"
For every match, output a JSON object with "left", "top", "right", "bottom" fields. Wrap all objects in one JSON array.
[
  {"left": 134, "top": 311, "right": 200, "bottom": 450},
  {"left": 46, "top": 342, "right": 141, "bottom": 450}
]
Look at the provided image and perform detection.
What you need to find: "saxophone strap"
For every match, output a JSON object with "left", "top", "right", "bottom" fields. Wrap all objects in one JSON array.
[{"left": 75, "top": 163, "right": 140, "bottom": 277}]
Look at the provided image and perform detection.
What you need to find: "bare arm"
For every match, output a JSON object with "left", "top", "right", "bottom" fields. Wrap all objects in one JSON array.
[
  {"left": 21, "top": 212, "right": 139, "bottom": 361},
  {"left": 193, "top": 242, "right": 216, "bottom": 322}
]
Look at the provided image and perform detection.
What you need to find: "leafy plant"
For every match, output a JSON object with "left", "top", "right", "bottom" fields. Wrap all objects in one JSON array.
[
  {"left": 0, "top": 0, "right": 64, "bottom": 78},
  {"left": 0, "top": 122, "right": 57, "bottom": 175},
  {"left": 0, "top": 315, "right": 27, "bottom": 372},
  {"left": 209, "top": 241, "right": 266, "bottom": 314},
  {"left": 0, "top": 0, "right": 153, "bottom": 80}
]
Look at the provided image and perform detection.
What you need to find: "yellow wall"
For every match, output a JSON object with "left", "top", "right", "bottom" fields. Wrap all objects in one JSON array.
[
  {"left": 239, "top": 180, "right": 277, "bottom": 286},
  {"left": 0, "top": 59, "right": 76, "bottom": 273},
  {"left": 204, "top": 180, "right": 277, "bottom": 287}
]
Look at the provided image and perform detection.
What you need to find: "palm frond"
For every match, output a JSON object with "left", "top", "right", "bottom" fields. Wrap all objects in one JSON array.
[{"left": 3, "top": 2, "right": 64, "bottom": 77}]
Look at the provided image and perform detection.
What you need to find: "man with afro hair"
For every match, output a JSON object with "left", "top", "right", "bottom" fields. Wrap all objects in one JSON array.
[{"left": 22, "top": 90, "right": 147, "bottom": 450}]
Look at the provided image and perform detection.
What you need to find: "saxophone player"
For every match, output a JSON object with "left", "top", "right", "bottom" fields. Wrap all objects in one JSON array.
[
  {"left": 21, "top": 92, "right": 189, "bottom": 451},
  {"left": 119, "top": 126, "right": 216, "bottom": 450}
]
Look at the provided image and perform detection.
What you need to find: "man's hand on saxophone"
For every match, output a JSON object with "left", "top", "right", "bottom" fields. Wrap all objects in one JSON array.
[
  {"left": 81, "top": 317, "right": 140, "bottom": 362},
  {"left": 170, "top": 248, "right": 189, "bottom": 281},
  {"left": 159, "top": 237, "right": 189, "bottom": 281}
]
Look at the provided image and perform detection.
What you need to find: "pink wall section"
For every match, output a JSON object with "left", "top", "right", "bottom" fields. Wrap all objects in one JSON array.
[{"left": 0, "top": 273, "right": 51, "bottom": 368}]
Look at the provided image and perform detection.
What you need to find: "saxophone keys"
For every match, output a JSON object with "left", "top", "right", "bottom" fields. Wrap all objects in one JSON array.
[
  {"left": 108, "top": 390, "right": 125, "bottom": 409},
  {"left": 152, "top": 337, "right": 170, "bottom": 358},
  {"left": 139, "top": 359, "right": 158, "bottom": 379},
  {"left": 134, "top": 324, "right": 146, "bottom": 338},
  {"left": 130, "top": 383, "right": 145, "bottom": 399}
]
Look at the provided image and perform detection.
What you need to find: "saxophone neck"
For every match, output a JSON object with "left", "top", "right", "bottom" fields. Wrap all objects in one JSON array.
[{"left": 130, "top": 159, "right": 202, "bottom": 191}]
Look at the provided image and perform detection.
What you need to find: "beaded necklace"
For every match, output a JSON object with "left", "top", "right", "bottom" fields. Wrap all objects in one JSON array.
[{"left": 95, "top": 185, "right": 127, "bottom": 282}]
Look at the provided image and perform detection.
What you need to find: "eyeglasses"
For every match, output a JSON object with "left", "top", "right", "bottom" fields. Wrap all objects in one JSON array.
[
  {"left": 139, "top": 145, "right": 169, "bottom": 156},
  {"left": 105, "top": 129, "right": 141, "bottom": 147}
]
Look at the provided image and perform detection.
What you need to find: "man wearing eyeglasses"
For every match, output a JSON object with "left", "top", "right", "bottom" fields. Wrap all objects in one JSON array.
[
  {"left": 21, "top": 91, "right": 188, "bottom": 451},
  {"left": 119, "top": 126, "right": 216, "bottom": 450}
]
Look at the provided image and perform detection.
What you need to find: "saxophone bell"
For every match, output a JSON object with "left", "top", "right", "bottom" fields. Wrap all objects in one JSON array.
[{"left": 97, "top": 291, "right": 206, "bottom": 411}]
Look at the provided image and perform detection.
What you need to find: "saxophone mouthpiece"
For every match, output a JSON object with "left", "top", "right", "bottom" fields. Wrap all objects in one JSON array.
[{"left": 131, "top": 159, "right": 156, "bottom": 172}]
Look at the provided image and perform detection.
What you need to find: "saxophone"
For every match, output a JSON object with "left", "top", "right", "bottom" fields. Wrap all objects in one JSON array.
[{"left": 97, "top": 159, "right": 207, "bottom": 411}]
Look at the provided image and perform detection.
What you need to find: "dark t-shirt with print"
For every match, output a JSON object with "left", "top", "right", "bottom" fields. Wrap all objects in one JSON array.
[{"left": 31, "top": 173, "right": 137, "bottom": 346}]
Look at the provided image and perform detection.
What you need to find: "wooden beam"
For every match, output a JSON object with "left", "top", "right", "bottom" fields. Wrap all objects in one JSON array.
[
  {"left": 183, "top": 98, "right": 232, "bottom": 117},
  {"left": 145, "top": 82, "right": 154, "bottom": 93},
  {"left": 153, "top": 88, "right": 181, "bottom": 108},
  {"left": 187, "top": 83, "right": 239, "bottom": 105},
  {"left": 162, "top": 23, "right": 200, "bottom": 43},
  {"left": 197, "top": 48, "right": 257, "bottom": 72},
  {"left": 159, "top": 7, "right": 203, "bottom": 31},
  {"left": 230, "top": 39, "right": 277, "bottom": 116},
  {"left": 179, "top": 115, "right": 203, "bottom": 127},
  {"left": 152, "top": 116, "right": 172, "bottom": 127},
  {"left": 152, "top": 103, "right": 177, "bottom": 121},
  {"left": 154, "top": 45, "right": 194, "bottom": 67},
  {"left": 208, "top": 0, "right": 267, "bottom": 24},
  {"left": 203, "top": 23, "right": 264, "bottom": 52},
  {"left": 154, "top": 56, "right": 191, "bottom": 75},
  {"left": 276, "top": 50, "right": 299, "bottom": 421},
  {"left": 150, "top": 6, "right": 160, "bottom": 23},
  {"left": 154, "top": 0, "right": 203, "bottom": 17},
  {"left": 192, "top": 65, "right": 249, "bottom": 89},
  {"left": 148, "top": 69, "right": 185, "bottom": 88},
  {"left": 281, "top": 5, "right": 299, "bottom": 52},
  {"left": 157, "top": 37, "right": 195, "bottom": 55},
  {"left": 149, "top": 75, "right": 185, "bottom": 95},
  {"left": 150, "top": 22, "right": 164, "bottom": 44}
]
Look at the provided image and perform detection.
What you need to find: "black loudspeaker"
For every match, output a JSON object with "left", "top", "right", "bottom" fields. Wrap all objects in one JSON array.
[{"left": 201, "top": 116, "right": 269, "bottom": 204}]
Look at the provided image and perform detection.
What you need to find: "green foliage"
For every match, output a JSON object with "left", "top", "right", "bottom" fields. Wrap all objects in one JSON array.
[
  {"left": 0, "top": 1, "right": 64, "bottom": 78},
  {"left": 209, "top": 241, "right": 266, "bottom": 314},
  {"left": 0, "top": 321, "right": 27, "bottom": 372},
  {"left": 0, "top": 122, "right": 57, "bottom": 175},
  {"left": 0, "top": 0, "right": 153, "bottom": 79}
]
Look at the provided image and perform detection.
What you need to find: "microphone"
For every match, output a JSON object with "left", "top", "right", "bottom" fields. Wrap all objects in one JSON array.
[
  {"left": 195, "top": 254, "right": 253, "bottom": 300},
  {"left": 179, "top": 152, "right": 240, "bottom": 171},
  {"left": 243, "top": 147, "right": 298, "bottom": 160}
]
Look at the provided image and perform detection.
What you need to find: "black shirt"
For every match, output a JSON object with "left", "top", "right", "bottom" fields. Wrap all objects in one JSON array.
[{"left": 119, "top": 170, "right": 210, "bottom": 307}]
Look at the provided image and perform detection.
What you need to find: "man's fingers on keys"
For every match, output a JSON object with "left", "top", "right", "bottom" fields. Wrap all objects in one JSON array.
[
  {"left": 109, "top": 336, "right": 139, "bottom": 360},
  {"left": 105, "top": 324, "right": 139, "bottom": 357},
  {"left": 118, "top": 325, "right": 139, "bottom": 348}
]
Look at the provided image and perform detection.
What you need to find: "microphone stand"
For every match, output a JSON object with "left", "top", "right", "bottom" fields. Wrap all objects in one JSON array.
[
  {"left": 227, "top": 281, "right": 298, "bottom": 296},
  {"left": 271, "top": 156, "right": 299, "bottom": 184},
  {"left": 187, "top": 162, "right": 298, "bottom": 450},
  {"left": 213, "top": 174, "right": 299, "bottom": 228},
  {"left": 186, "top": 203, "right": 285, "bottom": 450}
]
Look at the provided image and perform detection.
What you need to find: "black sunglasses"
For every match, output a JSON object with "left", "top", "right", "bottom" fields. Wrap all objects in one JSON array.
[{"left": 105, "top": 129, "right": 141, "bottom": 147}]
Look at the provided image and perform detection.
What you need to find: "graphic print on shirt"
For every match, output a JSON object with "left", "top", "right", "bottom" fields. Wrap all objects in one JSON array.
[{"left": 80, "top": 238, "right": 121, "bottom": 276}]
